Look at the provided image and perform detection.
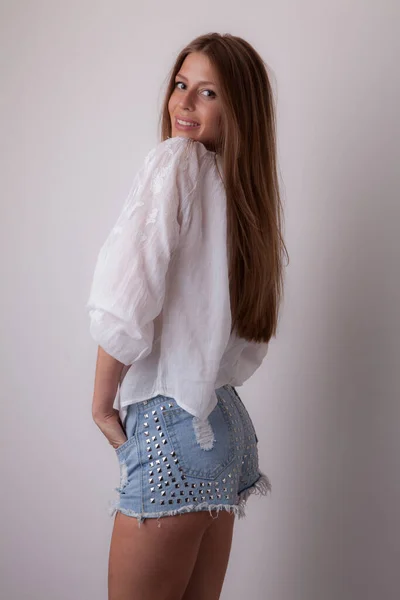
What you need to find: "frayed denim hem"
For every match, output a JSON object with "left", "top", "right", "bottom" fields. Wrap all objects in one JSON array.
[
  {"left": 237, "top": 470, "right": 272, "bottom": 512},
  {"left": 109, "top": 501, "right": 243, "bottom": 528},
  {"left": 108, "top": 470, "right": 271, "bottom": 528}
]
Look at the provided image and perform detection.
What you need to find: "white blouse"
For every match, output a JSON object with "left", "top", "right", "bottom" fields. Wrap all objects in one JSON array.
[{"left": 86, "top": 136, "right": 269, "bottom": 426}]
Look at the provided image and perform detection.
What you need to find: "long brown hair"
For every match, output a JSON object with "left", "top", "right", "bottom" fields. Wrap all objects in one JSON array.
[{"left": 159, "top": 33, "right": 289, "bottom": 343}]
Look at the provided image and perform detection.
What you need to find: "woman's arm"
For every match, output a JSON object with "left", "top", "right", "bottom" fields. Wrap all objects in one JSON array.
[
  {"left": 91, "top": 345, "right": 127, "bottom": 449},
  {"left": 87, "top": 138, "right": 199, "bottom": 448}
]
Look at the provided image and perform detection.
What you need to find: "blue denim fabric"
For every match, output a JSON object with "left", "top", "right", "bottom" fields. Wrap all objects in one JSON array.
[{"left": 109, "top": 384, "right": 271, "bottom": 527}]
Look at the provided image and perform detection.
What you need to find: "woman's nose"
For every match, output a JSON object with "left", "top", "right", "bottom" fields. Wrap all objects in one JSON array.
[{"left": 178, "top": 90, "right": 196, "bottom": 111}]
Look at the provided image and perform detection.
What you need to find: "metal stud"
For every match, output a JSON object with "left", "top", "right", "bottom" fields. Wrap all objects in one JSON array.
[
  {"left": 148, "top": 454, "right": 153, "bottom": 459},
  {"left": 152, "top": 410, "right": 157, "bottom": 415},
  {"left": 143, "top": 422, "right": 149, "bottom": 427}
]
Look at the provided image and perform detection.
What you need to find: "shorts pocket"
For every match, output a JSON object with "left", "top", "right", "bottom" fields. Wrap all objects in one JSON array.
[
  {"left": 162, "top": 402, "right": 236, "bottom": 480},
  {"left": 115, "top": 436, "right": 136, "bottom": 458},
  {"left": 115, "top": 404, "right": 139, "bottom": 459}
]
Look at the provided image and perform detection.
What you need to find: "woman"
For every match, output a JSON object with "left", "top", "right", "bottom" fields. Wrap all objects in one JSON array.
[{"left": 87, "top": 32, "right": 288, "bottom": 600}]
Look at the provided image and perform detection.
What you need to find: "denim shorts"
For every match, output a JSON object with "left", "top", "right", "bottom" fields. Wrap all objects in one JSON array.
[{"left": 108, "top": 384, "right": 271, "bottom": 527}]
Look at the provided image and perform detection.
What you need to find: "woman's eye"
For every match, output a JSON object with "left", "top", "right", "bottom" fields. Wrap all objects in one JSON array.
[{"left": 174, "top": 81, "right": 216, "bottom": 98}]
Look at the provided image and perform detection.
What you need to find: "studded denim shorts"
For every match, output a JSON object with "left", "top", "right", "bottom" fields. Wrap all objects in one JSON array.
[{"left": 109, "top": 384, "right": 271, "bottom": 527}]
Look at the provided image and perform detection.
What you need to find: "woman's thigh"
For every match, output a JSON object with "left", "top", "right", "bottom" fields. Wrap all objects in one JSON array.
[
  {"left": 181, "top": 510, "right": 235, "bottom": 600},
  {"left": 108, "top": 509, "right": 226, "bottom": 600}
]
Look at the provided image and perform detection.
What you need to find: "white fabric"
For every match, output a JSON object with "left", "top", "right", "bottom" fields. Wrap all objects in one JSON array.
[{"left": 86, "top": 136, "right": 268, "bottom": 425}]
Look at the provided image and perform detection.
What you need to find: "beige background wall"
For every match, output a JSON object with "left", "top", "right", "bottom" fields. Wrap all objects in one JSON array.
[{"left": 1, "top": 1, "right": 399, "bottom": 598}]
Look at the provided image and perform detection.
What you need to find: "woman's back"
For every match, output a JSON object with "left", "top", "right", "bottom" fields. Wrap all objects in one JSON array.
[{"left": 87, "top": 135, "right": 269, "bottom": 428}]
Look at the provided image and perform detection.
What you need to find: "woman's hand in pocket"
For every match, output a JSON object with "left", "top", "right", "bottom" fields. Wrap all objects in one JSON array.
[{"left": 93, "top": 409, "right": 127, "bottom": 450}]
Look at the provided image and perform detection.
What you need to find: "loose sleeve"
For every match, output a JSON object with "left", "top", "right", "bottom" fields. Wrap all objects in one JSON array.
[{"left": 86, "top": 137, "right": 193, "bottom": 365}]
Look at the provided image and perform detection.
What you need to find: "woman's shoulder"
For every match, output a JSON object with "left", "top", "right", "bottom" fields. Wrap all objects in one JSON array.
[
  {"left": 140, "top": 136, "right": 218, "bottom": 189},
  {"left": 160, "top": 135, "right": 216, "bottom": 154},
  {"left": 145, "top": 136, "right": 216, "bottom": 165}
]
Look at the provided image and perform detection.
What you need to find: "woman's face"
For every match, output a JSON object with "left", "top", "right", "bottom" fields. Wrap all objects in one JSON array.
[{"left": 168, "top": 52, "right": 222, "bottom": 152}]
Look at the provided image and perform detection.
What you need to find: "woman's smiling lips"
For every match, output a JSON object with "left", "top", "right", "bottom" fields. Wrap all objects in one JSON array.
[{"left": 175, "top": 116, "right": 200, "bottom": 130}]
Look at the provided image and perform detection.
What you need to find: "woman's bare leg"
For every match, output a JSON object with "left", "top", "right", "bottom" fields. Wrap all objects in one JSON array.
[
  {"left": 108, "top": 509, "right": 219, "bottom": 600},
  {"left": 181, "top": 510, "right": 235, "bottom": 600}
]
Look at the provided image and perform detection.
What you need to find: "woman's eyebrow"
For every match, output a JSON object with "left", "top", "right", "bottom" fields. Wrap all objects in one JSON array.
[{"left": 175, "top": 73, "right": 217, "bottom": 86}]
